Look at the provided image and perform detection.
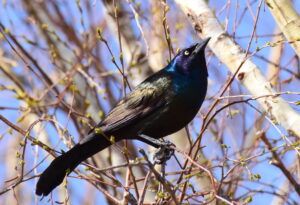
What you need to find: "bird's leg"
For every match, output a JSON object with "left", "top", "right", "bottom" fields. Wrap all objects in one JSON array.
[
  {"left": 137, "top": 134, "right": 164, "bottom": 148},
  {"left": 137, "top": 134, "right": 175, "bottom": 164}
]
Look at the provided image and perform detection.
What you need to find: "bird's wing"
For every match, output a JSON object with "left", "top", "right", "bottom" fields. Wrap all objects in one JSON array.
[{"left": 98, "top": 74, "right": 172, "bottom": 134}]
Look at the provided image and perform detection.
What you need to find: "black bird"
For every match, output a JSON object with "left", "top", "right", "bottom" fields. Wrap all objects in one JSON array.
[{"left": 36, "top": 37, "right": 211, "bottom": 196}]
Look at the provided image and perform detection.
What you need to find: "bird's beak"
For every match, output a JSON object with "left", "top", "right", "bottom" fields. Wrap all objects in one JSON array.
[{"left": 192, "top": 37, "right": 211, "bottom": 55}]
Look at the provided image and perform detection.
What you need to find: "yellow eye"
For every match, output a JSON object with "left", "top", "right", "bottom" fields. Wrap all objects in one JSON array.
[{"left": 184, "top": 50, "right": 189, "bottom": 56}]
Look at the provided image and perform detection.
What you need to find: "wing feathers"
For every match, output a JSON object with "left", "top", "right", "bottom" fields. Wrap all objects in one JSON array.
[{"left": 99, "top": 75, "right": 171, "bottom": 134}]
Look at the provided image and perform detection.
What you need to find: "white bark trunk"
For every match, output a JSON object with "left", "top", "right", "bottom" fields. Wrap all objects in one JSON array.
[{"left": 175, "top": 0, "right": 300, "bottom": 138}]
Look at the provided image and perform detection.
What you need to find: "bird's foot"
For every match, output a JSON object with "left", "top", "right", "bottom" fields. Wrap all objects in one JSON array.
[{"left": 153, "top": 141, "right": 175, "bottom": 164}]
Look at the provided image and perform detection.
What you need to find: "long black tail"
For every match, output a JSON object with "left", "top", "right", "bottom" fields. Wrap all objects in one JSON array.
[{"left": 36, "top": 132, "right": 112, "bottom": 196}]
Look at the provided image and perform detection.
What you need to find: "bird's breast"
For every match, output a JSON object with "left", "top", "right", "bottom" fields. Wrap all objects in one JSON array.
[
  {"left": 142, "top": 76, "right": 207, "bottom": 138},
  {"left": 169, "top": 78, "right": 206, "bottom": 120}
]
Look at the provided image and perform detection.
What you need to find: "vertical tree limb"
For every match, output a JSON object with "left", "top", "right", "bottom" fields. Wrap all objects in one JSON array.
[{"left": 266, "top": 0, "right": 300, "bottom": 57}]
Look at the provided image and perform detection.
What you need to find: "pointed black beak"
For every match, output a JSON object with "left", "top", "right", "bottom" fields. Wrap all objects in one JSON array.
[{"left": 192, "top": 37, "right": 211, "bottom": 55}]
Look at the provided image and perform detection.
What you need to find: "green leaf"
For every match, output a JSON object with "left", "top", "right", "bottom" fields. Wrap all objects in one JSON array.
[{"left": 243, "top": 196, "right": 253, "bottom": 204}]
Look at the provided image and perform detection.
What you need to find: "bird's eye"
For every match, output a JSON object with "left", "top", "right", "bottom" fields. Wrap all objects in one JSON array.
[{"left": 184, "top": 50, "right": 189, "bottom": 56}]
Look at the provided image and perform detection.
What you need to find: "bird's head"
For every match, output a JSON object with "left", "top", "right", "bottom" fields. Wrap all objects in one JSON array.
[{"left": 169, "top": 37, "right": 211, "bottom": 76}]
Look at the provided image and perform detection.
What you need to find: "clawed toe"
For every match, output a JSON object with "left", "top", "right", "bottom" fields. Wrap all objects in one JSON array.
[{"left": 153, "top": 141, "right": 175, "bottom": 164}]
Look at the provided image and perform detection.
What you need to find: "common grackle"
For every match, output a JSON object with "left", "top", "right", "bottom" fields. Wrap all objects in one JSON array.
[{"left": 36, "top": 37, "right": 211, "bottom": 196}]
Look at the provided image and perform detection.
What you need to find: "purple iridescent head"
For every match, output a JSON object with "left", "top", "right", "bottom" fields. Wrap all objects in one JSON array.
[{"left": 170, "top": 37, "right": 211, "bottom": 76}]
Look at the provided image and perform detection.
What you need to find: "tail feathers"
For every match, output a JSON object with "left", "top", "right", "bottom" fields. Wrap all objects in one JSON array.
[
  {"left": 36, "top": 146, "right": 81, "bottom": 196},
  {"left": 36, "top": 132, "right": 112, "bottom": 196}
]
